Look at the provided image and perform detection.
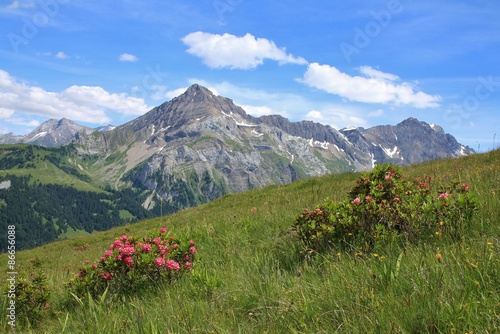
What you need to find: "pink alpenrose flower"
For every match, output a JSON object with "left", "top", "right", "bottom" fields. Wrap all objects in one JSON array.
[
  {"left": 438, "top": 192, "right": 450, "bottom": 200},
  {"left": 154, "top": 257, "right": 165, "bottom": 267},
  {"left": 189, "top": 246, "right": 197, "bottom": 254},
  {"left": 159, "top": 227, "right": 167, "bottom": 234},
  {"left": 103, "top": 272, "right": 112, "bottom": 281},
  {"left": 166, "top": 260, "right": 180, "bottom": 271},
  {"left": 353, "top": 197, "right": 361, "bottom": 205}
]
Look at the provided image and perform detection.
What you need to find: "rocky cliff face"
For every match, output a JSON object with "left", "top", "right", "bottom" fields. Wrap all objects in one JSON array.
[{"left": 0, "top": 84, "right": 474, "bottom": 211}]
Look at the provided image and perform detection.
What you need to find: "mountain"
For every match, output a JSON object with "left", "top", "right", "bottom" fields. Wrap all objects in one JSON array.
[
  {"left": 0, "top": 84, "right": 474, "bottom": 213},
  {"left": 0, "top": 118, "right": 95, "bottom": 147}
]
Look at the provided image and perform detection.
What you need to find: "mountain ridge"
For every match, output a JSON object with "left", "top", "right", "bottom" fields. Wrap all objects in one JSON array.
[{"left": 0, "top": 84, "right": 474, "bottom": 212}]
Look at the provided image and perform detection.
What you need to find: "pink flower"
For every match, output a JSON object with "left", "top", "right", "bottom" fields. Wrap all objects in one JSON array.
[
  {"left": 462, "top": 183, "right": 469, "bottom": 191},
  {"left": 189, "top": 246, "right": 197, "bottom": 254},
  {"left": 159, "top": 227, "right": 167, "bottom": 234},
  {"left": 184, "top": 262, "right": 193, "bottom": 270},
  {"left": 353, "top": 197, "right": 361, "bottom": 205},
  {"left": 172, "top": 244, "right": 178, "bottom": 250},
  {"left": 189, "top": 240, "right": 195, "bottom": 246},
  {"left": 393, "top": 197, "right": 400, "bottom": 203},
  {"left": 100, "top": 256, "right": 106, "bottom": 263},
  {"left": 84, "top": 259, "right": 90, "bottom": 264},
  {"left": 158, "top": 245, "right": 170, "bottom": 256},
  {"left": 92, "top": 263, "right": 98, "bottom": 270},
  {"left": 384, "top": 175, "right": 391, "bottom": 181},
  {"left": 154, "top": 257, "right": 165, "bottom": 267},
  {"left": 111, "top": 240, "right": 123, "bottom": 250},
  {"left": 166, "top": 260, "right": 180, "bottom": 271},
  {"left": 142, "top": 243, "right": 152, "bottom": 253},
  {"left": 104, "top": 250, "right": 113, "bottom": 258},
  {"left": 365, "top": 195, "right": 372, "bottom": 202},
  {"left": 438, "top": 192, "right": 450, "bottom": 200},
  {"left": 123, "top": 256, "right": 134, "bottom": 267},
  {"left": 419, "top": 182, "right": 428, "bottom": 189},
  {"left": 185, "top": 254, "right": 191, "bottom": 261},
  {"left": 103, "top": 272, "right": 112, "bottom": 281},
  {"left": 153, "top": 237, "right": 162, "bottom": 245},
  {"left": 119, "top": 245, "right": 135, "bottom": 256},
  {"left": 120, "top": 235, "right": 128, "bottom": 242}
]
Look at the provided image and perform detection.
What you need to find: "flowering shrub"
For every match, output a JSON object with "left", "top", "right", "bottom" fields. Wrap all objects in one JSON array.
[
  {"left": 294, "top": 164, "right": 477, "bottom": 255},
  {"left": 67, "top": 227, "right": 196, "bottom": 299}
]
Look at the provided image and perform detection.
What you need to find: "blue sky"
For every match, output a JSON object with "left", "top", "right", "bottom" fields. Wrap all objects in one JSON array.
[{"left": 1, "top": 0, "right": 499, "bottom": 151}]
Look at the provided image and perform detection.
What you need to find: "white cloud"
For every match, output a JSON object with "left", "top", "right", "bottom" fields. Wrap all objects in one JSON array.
[
  {"left": 368, "top": 108, "right": 385, "bottom": 117},
  {"left": 300, "top": 63, "right": 441, "bottom": 108},
  {"left": 0, "top": 69, "right": 151, "bottom": 125},
  {"left": 238, "top": 104, "right": 285, "bottom": 117},
  {"left": 358, "top": 66, "right": 399, "bottom": 81},
  {"left": 7, "top": 0, "right": 35, "bottom": 10},
  {"left": 182, "top": 32, "right": 307, "bottom": 69},
  {"left": 119, "top": 53, "right": 139, "bottom": 62},
  {"left": 305, "top": 106, "right": 368, "bottom": 129},
  {"left": 56, "top": 51, "right": 68, "bottom": 59},
  {"left": 0, "top": 108, "right": 15, "bottom": 119}
]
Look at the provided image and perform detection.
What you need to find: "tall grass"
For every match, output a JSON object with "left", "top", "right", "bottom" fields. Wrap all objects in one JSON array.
[{"left": 1, "top": 150, "right": 499, "bottom": 333}]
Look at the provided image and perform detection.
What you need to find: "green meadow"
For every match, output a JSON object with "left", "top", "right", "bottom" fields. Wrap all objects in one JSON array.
[{"left": 1, "top": 149, "right": 499, "bottom": 333}]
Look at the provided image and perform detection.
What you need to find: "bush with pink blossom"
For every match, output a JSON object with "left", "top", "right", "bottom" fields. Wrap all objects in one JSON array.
[
  {"left": 294, "top": 164, "right": 477, "bottom": 255},
  {"left": 67, "top": 227, "right": 196, "bottom": 299}
]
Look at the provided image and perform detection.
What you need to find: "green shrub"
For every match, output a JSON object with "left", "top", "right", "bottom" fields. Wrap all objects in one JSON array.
[
  {"left": 67, "top": 227, "right": 196, "bottom": 300},
  {"left": 4, "top": 270, "right": 50, "bottom": 328},
  {"left": 294, "top": 164, "right": 477, "bottom": 255}
]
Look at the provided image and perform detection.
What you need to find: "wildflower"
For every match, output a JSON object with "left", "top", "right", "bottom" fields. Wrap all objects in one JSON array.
[
  {"left": 111, "top": 240, "right": 123, "bottom": 250},
  {"left": 158, "top": 245, "right": 170, "bottom": 256},
  {"left": 172, "top": 243, "right": 178, "bottom": 250},
  {"left": 419, "top": 182, "right": 428, "bottom": 189},
  {"left": 185, "top": 254, "right": 191, "bottom": 261},
  {"left": 120, "top": 235, "right": 128, "bottom": 242},
  {"left": 435, "top": 231, "right": 441, "bottom": 236},
  {"left": 184, "top": 262, "right": 193, "bottom": 270},
  {"left": 153, "top": 237, "right": 162, "bottom": 245},
  {"left": 189, "top": 246, "right": 197, "bottom": 254},
  {"left": 166, "top": 260, "right": 180, "bottom": 271},
  {"left": 353, "top": 197, "right": 361, "bottom": 205},
  {"left": 462, "top": 183, "right": 469, "bottom": 191},
  {"left": 119, "top": 245, "right": 135, "bottom": 256},
  {"left": 439, "top": 221, "right": 444, "bottom": 226},
  {"left": 103, "top": 272, "right": 112, "bottom": 281},
  {"left": 104, "top": 250, "right": 113, "bottom": 258},
  {"left": 92, "top": 263, "right": 98, "bottom": 270},
  {"left": 123, "top": 256, "right": 134, "bottom": 268},
  {"left": 100, "top": 256, "right": 106, "bottom": 263},
  {"left": 377, "top": 183, "right": 384, "bottom": 190},
  {"left": 487, "top": 241, "right": 493, "bottom": 245},
  {"left": 384, "top": 175, "right": 391, "bottom": 181},
  {"left": 436, "top": 253, "right": 442, "bottom": 261},
  {"left": 438, "top": 192, "right": 450, "bottom": 200},
  {"left": 365, "top": 195, "right": 373, "bottom": 202},
  {"left": 393, "top": 197, "right": 400, "bottom": 203},
  {"left": 337, "top": 252, "right": 341, "bottom": 261},
  {"left": 159, "top": 227, "right": 167, "bottom": 234},
  {"left": 154, "top": 257, "right": 165, "bottom": 267},
  {"left": 189, "top": 240, "right": 195, "bottom": 246},
  {"left": 142, "top": 243, "right": 152, "bottom": 253},
  {"left": 373, "top": 253, "right": 379, "bottom": 257}
]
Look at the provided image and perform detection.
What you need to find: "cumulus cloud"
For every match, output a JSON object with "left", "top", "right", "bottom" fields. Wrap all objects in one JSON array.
[
  {"left": 299, "top": 63, "right": 441, "bottom": 108},
  {"left": 0, "top": 69, "right": 151, "bottom": 125},
  {"left": 119, "top": 53, "right": 139, "bottom": 62},
  {"left": 182, "top": 32, "right": 307, "bottom": 69}
]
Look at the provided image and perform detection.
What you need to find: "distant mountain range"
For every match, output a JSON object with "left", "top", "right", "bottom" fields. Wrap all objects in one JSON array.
[{"left": 0, "top": 84, "right": 474, "bottom": 211}]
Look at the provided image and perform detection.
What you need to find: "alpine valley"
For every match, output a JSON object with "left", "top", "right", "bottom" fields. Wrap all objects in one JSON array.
[{"left": 0, "top": 84, "right": 474, "bottom": 249}]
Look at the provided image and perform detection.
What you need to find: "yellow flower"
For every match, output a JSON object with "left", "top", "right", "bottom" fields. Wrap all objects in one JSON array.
[
  {"left": 487, "top": 241, "right": 493, "bottom": 245},
  {"left": 373, "top": 253, "right": 379, "bottom": 257},
  {"left": 436, "top": 253, "right": 442, "bottom": 261},
  {"left": 435, "top": 231, "right": 441, "bottom": 236},
  {"left": 439, "top": 221, "right": 444, "bottom": 226}
]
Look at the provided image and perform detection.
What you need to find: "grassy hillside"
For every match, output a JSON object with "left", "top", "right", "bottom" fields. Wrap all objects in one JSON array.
[{"left": 1, "top": 149, "right": 499, "bottom": 333}]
